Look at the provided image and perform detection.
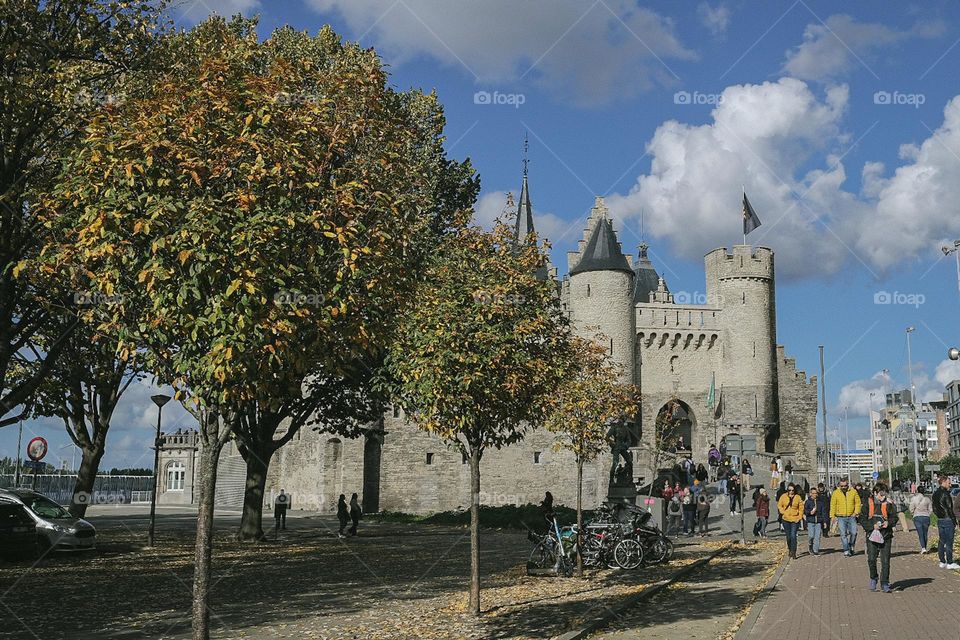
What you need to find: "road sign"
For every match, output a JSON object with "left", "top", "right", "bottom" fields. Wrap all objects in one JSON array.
[
  {"left": 924, "top": 464, "right": 941, "bottom": 472},
  {"left": 872, "top": 471, "right": 880, "bottom": 480},
  {"left": 22, "top": 460, "right": 44, "bottom": 470},
  {"left": 26, "top": 436, "right": 47, "bottom": 461}
]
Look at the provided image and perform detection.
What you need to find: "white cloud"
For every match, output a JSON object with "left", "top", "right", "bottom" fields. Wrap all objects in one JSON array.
[
  {"left": 697, "top": 3, "right": 730, "bottom": 37},
  {"left": 783, "top": 14, "right": 945, "bottom": 82},
  {"left": 837, "top": 371, "right": 889, "bottom": 417},
  {"left": 306, "top": 0, "right": 695, "bottom": 106},
  {"left": 606, "top": 78, "right": 851, "bottom": 278},
  {"left": 174, "top": 0, "right": 261, "bottom": 24}
]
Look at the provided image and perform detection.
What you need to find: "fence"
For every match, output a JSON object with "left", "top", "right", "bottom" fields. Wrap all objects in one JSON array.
[{"left": 0, "top": 473, "right": 154, "bottom": 505}]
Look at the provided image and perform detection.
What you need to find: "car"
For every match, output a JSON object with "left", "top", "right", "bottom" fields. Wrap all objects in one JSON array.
[
  {"left": 0, "top": 497, "right": 37, "bottom": 560},
  {"left": 0, "top": 489, "right": 96, "bottom": 552}
]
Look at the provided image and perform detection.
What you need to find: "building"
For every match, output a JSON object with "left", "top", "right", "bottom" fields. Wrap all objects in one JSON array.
[
  {"left": 945, "top": 380, "right": 960, "bottom": 457},
  {"left": 156, "top": 165, "right": 820, "bottom": 514},
  {"left": 834, "top": 449, "right": 875, "bottom": 483}
]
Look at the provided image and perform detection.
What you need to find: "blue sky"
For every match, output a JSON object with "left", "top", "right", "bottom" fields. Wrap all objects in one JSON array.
[{"left": 7, "top": 0, "right": 960, "bottom": 469}]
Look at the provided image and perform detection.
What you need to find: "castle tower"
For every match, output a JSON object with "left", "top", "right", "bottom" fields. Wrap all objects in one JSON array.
[
  {"left": 704, "top": 245, "right": 778, "bottom": 437},
  {"left": 513, "top": 137, "right": 551, "bottom": 280},
  {"left": 567, "top": 198, "right": 636, "bottom": 383}
]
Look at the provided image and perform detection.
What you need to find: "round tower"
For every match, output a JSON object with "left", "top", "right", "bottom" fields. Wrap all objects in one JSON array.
[
  {"left": 567, "top": 199, "right": 636, "bottom": 383},
  {"left": 704, "top": 245, "right": 777, "bottom": 429}
]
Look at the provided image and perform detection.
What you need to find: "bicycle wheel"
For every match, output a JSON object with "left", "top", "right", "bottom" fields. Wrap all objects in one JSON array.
[
  {"left": 644, "top": 537, "right": 670, "bottom": 564},
  {"left": 581, "top": 536, "right": 603, "bottom": 568},
  {"left": 614, "top": 539, "right": 643, "bottom": 569},
  {"left": 528, "top": 539, "right": 558, "bottom": 570}
]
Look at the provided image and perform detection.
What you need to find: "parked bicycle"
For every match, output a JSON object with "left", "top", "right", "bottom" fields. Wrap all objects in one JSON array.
[{"left": 527, "top": 517, "right": 574, "bottom": 576}]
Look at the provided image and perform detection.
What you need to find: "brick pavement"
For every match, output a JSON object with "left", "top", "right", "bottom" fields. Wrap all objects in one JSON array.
[{"left": 739, "top": 529, "right": 960, "bottom": 640}]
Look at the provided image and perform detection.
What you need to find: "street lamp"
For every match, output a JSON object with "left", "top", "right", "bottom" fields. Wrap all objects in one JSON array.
[
  {"left": 905, "top": 327, "right": 920, "bottom": 486},
  {"left": 941, "top": 240, "right": 960, "bottom": 299},
  {"left": 148, "top": 393, "right": 171, "bottom": 547}
]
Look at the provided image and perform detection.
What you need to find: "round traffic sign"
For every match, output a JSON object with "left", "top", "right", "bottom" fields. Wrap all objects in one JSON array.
[{"left": 27, "top": 436, "right": 48, "bottom": 462}]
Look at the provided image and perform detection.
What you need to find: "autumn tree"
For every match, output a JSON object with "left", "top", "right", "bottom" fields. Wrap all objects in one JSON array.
[
  {"left": 381, "top": 221, "right": 570, "bottom": 616},
  {"left": 38, "top": 16, "right": 476, "bottom": 638},
  {"left": 544, "top": 336, "right": 637, "bottom": 574},
  {"left": 0, "top": 0, "right": 164, "bottom": 427}
]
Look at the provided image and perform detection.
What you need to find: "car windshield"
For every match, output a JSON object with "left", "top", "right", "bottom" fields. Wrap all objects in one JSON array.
[{"left": 27, "top": 496, "right": 71, "bottom": 519}]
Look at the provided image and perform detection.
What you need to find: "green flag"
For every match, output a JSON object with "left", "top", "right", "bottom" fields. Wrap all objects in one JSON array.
[{"left": 707, "top": 373, "right": 715, "bottom": 408}]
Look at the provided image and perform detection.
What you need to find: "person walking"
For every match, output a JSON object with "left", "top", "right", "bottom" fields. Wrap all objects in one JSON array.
[
  {"left": 697, "top": 494, "right": 711, "bottom": 537},
  {"left": 729, "top": 473, "right": 742, "bottom": 515},
  {"left": 348, "top": 493, "right": 362, "bottom": 536},
  {"left": 336, "top": 494, "right": 349, "bottom": 538},
  {"left": 273, "top": 489, "right": 290, "bottom": 531},
  {"left": 932, "top": 476, "right": 960, "bottom": 569},
  {"left": 908, "top": 487, "right": 933, "bottom": 554},
  {"left": 817, "top": 483, "right": 829, "bottom": 538},
  {"left": 708, "top": 444, "right": 721, "bottom": 482},
  {"left": 778, "top": 484, "right": 803, "bottom": 559},
  {"left": 754, "top": 488, "right": 770, "bottom": 538},
  {"left": 804, "top": 487, "right": 825, "bottom": 555},
  {"left": 862, "top": 482, "right": 896, "bottom": 592},
  {"left": 770, "top": 455, "right": 783, "bottom": 489},
  {"left": 667, "top": 495, "right": 682, "bottom": 538},
  {"left": 830, "top": 477, "right": 862, "bottom": 557},
  {"left": 681, "top": 488, "right": 697, "bottom": 537}
]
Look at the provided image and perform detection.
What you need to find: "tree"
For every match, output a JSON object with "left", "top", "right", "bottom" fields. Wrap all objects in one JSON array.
[
  {"left": 937, "top": 454, "right": 960, "bottom": 477},
  {"left": 1, "top": 0, "right": 163, "bottom": 427},
  {"left": 544, "top": 336, "right": 637, "bottom": 574},
  {"left": 39, "top": 17, "right": 476, "bottom": 639},
  {"left": 381, "top": 221, "right": 571, "bottom": 616},
  {"left": 30, "top": 318, "right": 142, "bottom": 517}
]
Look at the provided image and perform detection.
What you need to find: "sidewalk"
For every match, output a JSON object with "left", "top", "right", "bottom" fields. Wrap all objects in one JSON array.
[{"left": 737, "top": 531, "right": 960, "bottom": 640}]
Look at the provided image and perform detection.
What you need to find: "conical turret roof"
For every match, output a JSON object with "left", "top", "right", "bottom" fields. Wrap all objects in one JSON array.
[
  {"left": 569, "top": 216, "right": 632, "bottom": 276},
  {"left": 632, "top": 242, "right": 665, "bottom": 303}
]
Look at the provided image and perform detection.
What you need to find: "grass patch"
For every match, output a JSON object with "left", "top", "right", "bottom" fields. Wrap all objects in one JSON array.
[{"left": 372, "top": 504, "right": 593, "bottom": 531}]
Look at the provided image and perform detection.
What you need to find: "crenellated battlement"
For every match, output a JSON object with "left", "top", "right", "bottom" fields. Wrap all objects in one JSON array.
[{"left": 705, "top": 245, "right": 774, "bottom": 283}]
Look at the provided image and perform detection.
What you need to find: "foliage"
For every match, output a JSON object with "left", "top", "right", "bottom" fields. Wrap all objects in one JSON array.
[
  {"left": 0, "top": 0, "right": 165, "bottom": 427},
  {"left": 380, "top": 219, "right": 571, "bottom": 615},
  {"left": 544, "top": 336, "right": 637, "bottom": 465},
  {"left": 374, "top": 503, "right": 594, "bottom": 531}
]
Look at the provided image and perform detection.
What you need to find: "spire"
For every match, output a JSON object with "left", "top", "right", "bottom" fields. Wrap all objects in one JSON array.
[
  {"left": 514, "top": 132, "right": 535, "bottom": 245},
  {"left": 569, "top": 215, "right": 632, "bottom": 276}
]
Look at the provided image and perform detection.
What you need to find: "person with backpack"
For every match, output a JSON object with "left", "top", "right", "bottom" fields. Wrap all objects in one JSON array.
[
  {"left": 932, "top": 476, "right": 960, "bottom": 569},
  {"left": 862, "top": 482, "right": 897, "bottom": 592},
  {"left": 667, "top": 494, "right": 682, "bottom": 538},
  {"left": 696, "top": 494, "right": 711, "bottom": 537},
  {"left": 708, "top": 444, "right": 721, "bottom": 481},
  {"left": 754, "top": 487, "right": 770, "bottom": 538},
  {"left": 778, "top": 483, "right": 803, "bottom": 559}
]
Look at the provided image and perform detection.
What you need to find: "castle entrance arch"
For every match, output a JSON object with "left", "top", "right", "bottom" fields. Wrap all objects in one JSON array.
[{"left": 654, "top": 399, "right": 695, "bottom": 452}]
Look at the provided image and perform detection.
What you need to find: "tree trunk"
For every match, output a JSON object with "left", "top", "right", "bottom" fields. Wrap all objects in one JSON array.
[
  {"left": 192, "top": 418, "right": 223, "bottom": 640},
  {"left": 469, "top": 443, "right": 481, "bottom": 616},
  {"left": 69, "top": 445, "right": 104, "bottom": 518},
  {"left": 238, "top": 442, "right": 272, "bottom": 541},
  {"left": 576, "top": 457, "right": 584, "bottom": 576}
]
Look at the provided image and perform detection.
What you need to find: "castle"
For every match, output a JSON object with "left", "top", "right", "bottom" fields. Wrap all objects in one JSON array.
[{"left": 156, "top": 169, "right": 819, "bottom": 514}]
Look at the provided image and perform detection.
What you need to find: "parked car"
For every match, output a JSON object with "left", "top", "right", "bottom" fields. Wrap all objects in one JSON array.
[
  {"left": 0, "top": 497, "right": 37, "bottom": 560},
  {"left": 0, "top": 489, "right": 96, "bottom": 552}
]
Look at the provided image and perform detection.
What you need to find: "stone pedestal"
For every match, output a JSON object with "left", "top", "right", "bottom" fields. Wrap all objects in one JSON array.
[{"left": 606, "top": 485, "right": 638, "bottom": 506}]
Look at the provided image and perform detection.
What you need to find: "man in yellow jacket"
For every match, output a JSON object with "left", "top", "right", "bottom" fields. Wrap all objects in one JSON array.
[
  {"left": 778, "top": 484, "right": 804, "bottom": 559},
  {"left": 830, "top": 477, "right": 862, "bottom": 557}
]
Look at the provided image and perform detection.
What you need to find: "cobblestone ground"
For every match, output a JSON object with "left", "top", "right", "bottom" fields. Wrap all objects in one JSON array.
[
  {"left": 0, "top": 511, "right": 721, "bottom": 640},
  {"left": 739, "top": 528, "right": 960, "bottom": 640}
]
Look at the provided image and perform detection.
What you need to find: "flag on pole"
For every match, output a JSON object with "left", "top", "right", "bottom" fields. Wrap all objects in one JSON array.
[
  {"left": 742, "top": 192, "right": 761, "bottom": 235},
  {"left": 706, "top": 373, "right": 715, "bottom": 409},
  {"left": 713, "top": 390, "right": 723, "bottom": 420}
]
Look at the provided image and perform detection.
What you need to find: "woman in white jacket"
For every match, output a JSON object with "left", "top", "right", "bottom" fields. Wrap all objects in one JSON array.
[{"left": 908, "top": 487, "right": 933, "bottom": 554}]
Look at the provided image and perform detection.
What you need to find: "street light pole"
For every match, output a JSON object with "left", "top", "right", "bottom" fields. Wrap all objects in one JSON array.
[
  {"left": 148, "top": 394, "right": 171, "bottom": 547},
  {"left": 905, "top": 327, "right": 920, "bottom": 486},
  {"left": 819, "top": 346, "right": 829, "bottom": 487},
  {"left": 14, "top": 419, "right": 23, "bottom": 486},
  {"left": 881, "top": 369, "right": 893, "bottom": 486}
]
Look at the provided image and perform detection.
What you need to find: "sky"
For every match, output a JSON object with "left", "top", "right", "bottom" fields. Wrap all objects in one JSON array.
[{"left": 6, "top": 0, "right": 960, "bottom": 469}]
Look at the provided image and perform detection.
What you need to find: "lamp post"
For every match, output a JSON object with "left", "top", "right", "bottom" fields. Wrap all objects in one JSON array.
[
  {"left": 941, "top": 240, "right": 960, "bottom": 299},
  {"left": 148, "top": 394, "right": 171, "bottom": 546},
  {"left": 905, "top": 327, "right": 920, "bottom": 486},
  {"left": 14, "top": 419, "right": 23, "bottom": 486}
]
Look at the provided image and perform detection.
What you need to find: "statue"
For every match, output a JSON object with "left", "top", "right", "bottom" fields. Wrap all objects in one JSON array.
[{"left": 608, "top": 421, "right": 634, "bottom": 486}]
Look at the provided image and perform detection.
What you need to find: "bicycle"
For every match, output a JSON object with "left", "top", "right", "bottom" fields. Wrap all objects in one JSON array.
[{"left": 527, "top": 517, "right": 574, "bottom": 576}]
